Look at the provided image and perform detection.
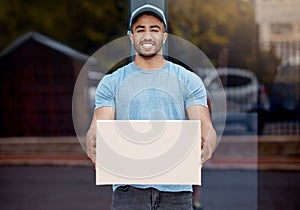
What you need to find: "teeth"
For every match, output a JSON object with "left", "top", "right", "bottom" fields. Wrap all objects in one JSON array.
[{"left": 142, "top": 43, "right": 153, "bottom": 47}]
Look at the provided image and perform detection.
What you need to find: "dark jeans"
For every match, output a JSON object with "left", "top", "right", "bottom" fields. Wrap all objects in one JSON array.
[{"left": 111, "top": 185, "right": 193, "bottom": 210}]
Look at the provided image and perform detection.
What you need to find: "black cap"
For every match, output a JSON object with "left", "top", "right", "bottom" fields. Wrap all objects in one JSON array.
[{"left": 128, "top": 4, "right": 167, "bottom": 32}]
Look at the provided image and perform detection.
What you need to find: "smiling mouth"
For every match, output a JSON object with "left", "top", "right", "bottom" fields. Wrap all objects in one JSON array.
[{"left": 141, "top": 43, "right": 154, "bottom": 49}]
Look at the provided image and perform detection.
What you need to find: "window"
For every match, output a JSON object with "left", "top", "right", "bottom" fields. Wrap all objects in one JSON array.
[{"left": 270, "top": 23, "right": 293, "bottom": 34}]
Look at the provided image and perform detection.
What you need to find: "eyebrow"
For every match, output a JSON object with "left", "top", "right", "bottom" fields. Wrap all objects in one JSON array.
[
  {"left": 150, "top": 25, "right": 162, "bottom": 30},
  {"left": 134, "top": 24, "right": 162, "bottom": 31}
]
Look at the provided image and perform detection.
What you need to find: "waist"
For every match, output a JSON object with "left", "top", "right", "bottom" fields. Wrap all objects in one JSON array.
[{"left": 112, "top": 184, "right": 193, "bottom": 192}]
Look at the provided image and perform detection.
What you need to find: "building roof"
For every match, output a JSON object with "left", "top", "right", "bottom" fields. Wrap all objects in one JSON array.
[{"left": 0, "top": 31, "right": 90, "bottom": 62}]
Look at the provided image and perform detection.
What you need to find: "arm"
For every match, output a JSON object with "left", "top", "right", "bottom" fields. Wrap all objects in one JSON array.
[
  {"left": 187, "top": 105, "right": 217, "bottom": 164},
  {"left": 86, "top": 107, "right": 115, "bottom": 166}
]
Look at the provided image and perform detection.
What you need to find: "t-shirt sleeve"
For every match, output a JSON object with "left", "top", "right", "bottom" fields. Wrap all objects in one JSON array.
[
  {"left": 185, "top": 72, "right": 207, "bottom": 108},
  {"left": 95, "top": 75, "right": 116, "bottom": 109}
]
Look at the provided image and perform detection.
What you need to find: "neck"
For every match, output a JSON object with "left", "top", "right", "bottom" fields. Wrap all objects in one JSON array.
[{"left": 134, "top": 53, "right": 166, "bottom": 70}]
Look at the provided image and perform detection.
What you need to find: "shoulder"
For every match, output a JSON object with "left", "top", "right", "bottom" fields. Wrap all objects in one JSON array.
[
  {"left": 101, "top": 62, "right": 134, "bottom": 83},
  {"left": 167, "top": 61, "right": 203, "bottom": 84},
  {"left": 107, "top": 62, "right": 132, "bottom": 77},
  {"left": 167, "top": 61, "right": 187, "bottom": 73}
]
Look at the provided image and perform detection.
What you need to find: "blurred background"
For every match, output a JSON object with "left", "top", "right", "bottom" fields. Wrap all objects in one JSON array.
[{"left": 0, "top": 0, "right": 299, "bottom": 209}]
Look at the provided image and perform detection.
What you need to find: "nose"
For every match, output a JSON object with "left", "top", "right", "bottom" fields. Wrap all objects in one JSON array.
[{"left": 143, "top": 32, "right": 153, "bottom": 40}]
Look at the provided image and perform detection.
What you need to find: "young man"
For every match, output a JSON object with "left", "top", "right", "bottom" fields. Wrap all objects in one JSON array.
[{"left": 86, "top": 4, "right": 217, "bottom": 210}]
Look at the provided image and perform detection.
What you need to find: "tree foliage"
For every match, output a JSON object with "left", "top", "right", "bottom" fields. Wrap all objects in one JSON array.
[
  {"left": 168, "top": 0, "right": 257, "bottom": 68},
  {"left": 0, "top": 0, "right": 274, "bottom": 74},
  {"left": 0, "top": 0, "right": 128, "bottom": 54}
]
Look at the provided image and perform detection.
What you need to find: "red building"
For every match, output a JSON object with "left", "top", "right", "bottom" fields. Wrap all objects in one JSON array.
[{"left": 0, "top": 31, "right": 89, "bottom": 136}]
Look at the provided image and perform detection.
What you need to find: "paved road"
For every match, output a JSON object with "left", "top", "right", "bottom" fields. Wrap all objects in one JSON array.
[{"left": 0, "top": 166, "right": 299, "bottom": 210}]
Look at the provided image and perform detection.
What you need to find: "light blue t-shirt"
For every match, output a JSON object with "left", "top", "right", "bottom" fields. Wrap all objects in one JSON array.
[{"left": 95, "top": 61, "right": 207, "bottom": 192}]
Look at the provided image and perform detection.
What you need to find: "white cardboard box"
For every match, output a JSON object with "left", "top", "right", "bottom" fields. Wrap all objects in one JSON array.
[{"left": 96, "top": 120, "right": 201, "bottom": 185}]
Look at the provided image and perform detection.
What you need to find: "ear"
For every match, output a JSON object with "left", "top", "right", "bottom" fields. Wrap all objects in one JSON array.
[
  {"left": 129, "top": 32, "right": 134, "bottom": 44},
  {"left": 163, "top": 32, "right": 168, "bottom": 44}
]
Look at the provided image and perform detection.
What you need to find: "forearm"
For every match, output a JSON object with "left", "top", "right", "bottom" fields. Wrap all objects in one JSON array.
[
  {"left": 86, "top": 107, "right": 115, "bottom": 166},
  {"left": 201, "top": 122, "right": 217, "bottom": 151},
  {"left": 201, "top": 122, "right": 217, "bottom": 163},
  {"left": 87, "top": 114, "right": 96, "bottom": 140},
  {"left": 86, "top": 113, "right": 97, "bottom": 165},
  {"left": 187, "top": 105, "right": 217, "bottom": 164}
]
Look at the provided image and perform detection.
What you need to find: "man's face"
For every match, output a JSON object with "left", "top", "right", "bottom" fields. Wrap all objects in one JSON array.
[{"left": 130, "top": 14, "right": 167, "bottom": 57}]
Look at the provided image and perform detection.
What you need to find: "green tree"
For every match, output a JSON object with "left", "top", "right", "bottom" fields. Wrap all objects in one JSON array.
[
  {"left": 168, "top": 0, "right": 257, "bottom": 70},
  {"left": 0, "top": 0, "right": 279, "bottom": 77},
  {"left": 0, "top": 0, "right": 128, "bottom": 54}
]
